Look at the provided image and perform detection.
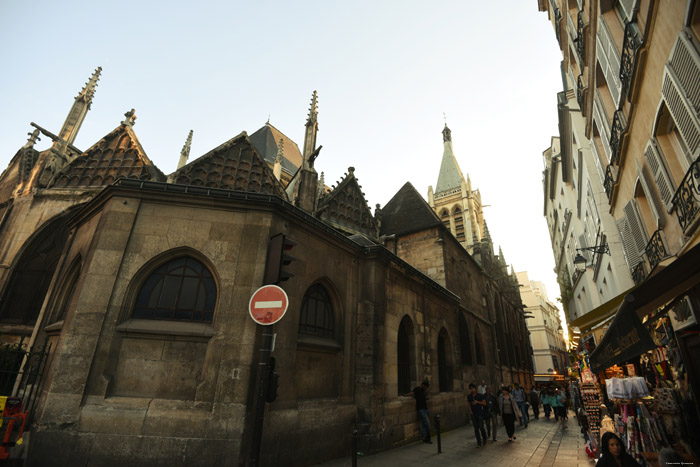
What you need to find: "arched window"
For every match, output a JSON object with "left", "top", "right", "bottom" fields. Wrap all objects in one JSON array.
[
  {"left": 133, "top": 256, "right": 216, "bottom": 322},
  {"left": 458, "top": 313, "right": 472, "bottom": 365},
  {"left": 440, "top": 209, "right": 450, "bottom": 231},
  {"left": 397, "top": 315, "right": 415, "bottom": 395},
  {"left": 475, "top": 324, "right": 485, "bottom": 365},
  {"left": 453, "top": 207, "right": 465, "bottom": 241},
  {"left": 437, "top": 328, "right": 453, "bottom": 392},
  {"left": 299, "top": 284, "right": 334, "bottom": 337}
]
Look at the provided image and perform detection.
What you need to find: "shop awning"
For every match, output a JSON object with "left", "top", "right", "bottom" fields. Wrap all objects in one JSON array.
[
  {"left": 589, "top": 242, "right": 700, "bottom": 373},
  {"left": 589, "top": 295, "right": 656, "bottom": 372}
]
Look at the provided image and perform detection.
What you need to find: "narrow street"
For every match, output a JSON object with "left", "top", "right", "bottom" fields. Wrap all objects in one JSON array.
[{"left": 314, "top": 411, "right": 592, "bottom": 467}]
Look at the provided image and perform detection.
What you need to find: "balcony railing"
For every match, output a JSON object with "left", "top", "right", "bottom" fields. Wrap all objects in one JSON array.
[
  {"left": 631, "top": 261, "right": 646, "bottom": 285},
  {"left": 609, "top": 110, "right": 627, "bottom": 165},
  {"left": 577, "top": 74, "right": 585, "bottom": 109},
  {"left": 620, "top": 21, "right": 643, "bottom": 100},
  {"left": 604, "top": 164, "right": 616, "bottom": 200},
  {"left": 644, "top": 229, "right": 668, "bottom": 272},
  {"left": 577, "top": 10, "right": 586, "bottom": 60},
  {"left": 672, "top": 158, "right": 700, "bottom": 233}
]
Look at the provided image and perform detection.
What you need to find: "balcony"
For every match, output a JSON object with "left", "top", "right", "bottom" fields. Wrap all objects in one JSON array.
[
  {"left": 631, "top": 261, "right": 646, "bottom": 286},
  {"left": 577, "top": 10, "right": 586, "bottom": 61},
  {"left": 644, "top": 229, "right": 668, "bottom": 272},
  {"left": 604, "top": 164, "right": 616, "bottom": 200},
  {"left": 620, "top": 21, "right": 643, "bottom": 100},
  {"left": 609, "top": 110, "right": 627, "bottom": 166},
  {"left": 672, "top": 158, "right": 700, "bottom": 233}
]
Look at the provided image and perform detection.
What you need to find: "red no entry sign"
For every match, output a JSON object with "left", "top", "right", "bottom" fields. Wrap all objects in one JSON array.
[{"left": 249, "top": 285, "right": 289, "bottom": 325}]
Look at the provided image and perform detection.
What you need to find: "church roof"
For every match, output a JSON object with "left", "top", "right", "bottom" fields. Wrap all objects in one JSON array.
[
  {"left": 50, "top": 123, "right": 166, "bottom": 188},
  {"left": 248, "top": 122, "right": 302, "bottom": 175},
  {"left": 435, "top": 125, "right": 465, "bottom": 194},
  {"left": 380, "top": 182, "right": 442, "bottom": 236},
  {"left": 169, "top": 131, "right": 288, "bottom": 199}
]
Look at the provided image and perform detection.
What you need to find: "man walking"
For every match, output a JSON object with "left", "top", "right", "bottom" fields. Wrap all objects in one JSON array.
[
  {"left": 407, "top": 380, "right": 432, "bottom": 443},
  {"left": 528, "top": 386, "right": 540, "bottom": 420},
  {"left": 467, "top": 383, "right": 487, "bottom": 447},
  {"left": 512, "top": 383, "right": 529, "bottom": 428},
  {"left": 484, "top": 386, "right": 500, "bottom": 441}
]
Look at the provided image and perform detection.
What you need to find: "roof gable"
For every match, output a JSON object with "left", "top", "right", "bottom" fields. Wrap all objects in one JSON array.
[
  {"left": 50, "top": 124, "right": 165, "bottom": 188},
  {"left": 317, "top": 167, "right": 377, "bottom": 238},
  {"left": 380, "top": 182, "right": 442, "bottom": 236},
  {"left": 170, "top": 132, "right": 287, "bottom": 199}
]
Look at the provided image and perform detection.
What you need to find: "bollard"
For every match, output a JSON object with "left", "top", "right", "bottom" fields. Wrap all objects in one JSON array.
[
  {"left": 434, "top": 414, "right": 442, "bottom": 453},
  {"left": 352, "top": 429, "right": 358, "bottom": 467}
]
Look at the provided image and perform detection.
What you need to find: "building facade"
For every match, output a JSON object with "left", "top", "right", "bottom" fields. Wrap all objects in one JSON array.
[
  {"left": 538, "top": 0, "right": 700, "bottom": 401},
  {"left": 0, "top": 73, "right": 533, "bottom": 466},
  {"left": 517, "top": 271, "right": 568, "bottom": 378}
]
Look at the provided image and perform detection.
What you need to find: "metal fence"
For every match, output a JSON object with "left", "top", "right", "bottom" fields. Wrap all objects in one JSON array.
[{"left": 0, "top": 335, "right": 51, "bottom": 425}]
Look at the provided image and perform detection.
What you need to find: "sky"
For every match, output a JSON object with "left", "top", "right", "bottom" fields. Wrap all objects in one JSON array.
[{"left": 0, "top": 1, "right": 566, "bottom": 324}]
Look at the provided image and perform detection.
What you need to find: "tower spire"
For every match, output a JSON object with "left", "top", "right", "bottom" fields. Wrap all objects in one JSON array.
[
  {"left": 302, "top": 90, "right": 319, "bottom": 165},
  {"left": 58, "top": 66, "right": 102, "bottom": 146},
  {"left": 177, "top": 130, "right": 193, "bottom": 170}
]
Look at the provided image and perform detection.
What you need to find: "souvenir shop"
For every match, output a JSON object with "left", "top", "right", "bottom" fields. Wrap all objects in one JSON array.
[{"left": 568, "top": 250, "right": 700, "bottom": 467}]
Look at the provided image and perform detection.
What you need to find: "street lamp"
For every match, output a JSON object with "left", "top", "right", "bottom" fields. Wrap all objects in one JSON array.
[{"left": 574, "top": 232, "right": 611, "bottom": 271}]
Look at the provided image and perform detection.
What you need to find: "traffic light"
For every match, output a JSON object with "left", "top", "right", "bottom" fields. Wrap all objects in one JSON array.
[
  {"left": 263, "top": 233, "right": 297, "bottom": 285},
  {"left": 266, "top": 357, "right": 279, "bottom": 403}
]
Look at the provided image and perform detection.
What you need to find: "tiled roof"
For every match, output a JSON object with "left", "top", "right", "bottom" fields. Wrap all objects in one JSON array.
[
  {"left": 380, "top": 182, "right": 442, "bottom": 236},
  {"left": 248, "top": 123, "right": 302, "bottom": 174}
]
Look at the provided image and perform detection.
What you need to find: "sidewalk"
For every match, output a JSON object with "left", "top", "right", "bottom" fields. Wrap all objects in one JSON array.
[{"left": 313, "top": 411, "right": 593, "bottom": 467}]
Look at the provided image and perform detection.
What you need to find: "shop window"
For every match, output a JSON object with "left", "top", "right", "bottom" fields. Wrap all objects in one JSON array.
[{"left": 132, "top": 256, "right": 216, "bottom": 322}]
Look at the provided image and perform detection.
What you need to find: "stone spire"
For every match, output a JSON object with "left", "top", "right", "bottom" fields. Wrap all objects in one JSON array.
[
  {"left": 435, "top": 123, "right": 465, "bottom": 193},
  {"left": 58, "top": 66, "right": 102, "bottom": 146},
  {"left": 302, "top": 90, "right": 319, "bottom": 166},
  {"left": 177, "top": 130, "right": 193, "bottom": 170}
]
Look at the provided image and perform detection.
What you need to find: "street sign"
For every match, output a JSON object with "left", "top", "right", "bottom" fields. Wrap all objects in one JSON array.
[{"left": 249, "top": 285, "right": 289, "bottom": 325}]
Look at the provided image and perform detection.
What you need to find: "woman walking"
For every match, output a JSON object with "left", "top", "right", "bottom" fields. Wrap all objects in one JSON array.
[{"left": 498, "top": 386, "right": 522, "bottom": 442}]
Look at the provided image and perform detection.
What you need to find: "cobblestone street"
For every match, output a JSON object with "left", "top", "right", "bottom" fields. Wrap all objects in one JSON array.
[{"left": 314, "top": 411, "right": 593, "bottom": 467}]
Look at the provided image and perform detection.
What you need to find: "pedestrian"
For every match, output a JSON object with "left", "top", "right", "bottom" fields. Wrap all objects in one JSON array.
[
  {"left": 498, "top": 386, "right": 522, "bottom": 442},
  {"left": 511, "top": 382, "right": 529, "bottom": 428},
  {"left": 551, "top": 388, "right": 561, "bottom": 421},
  {"left": 555, "top": 387, "right": 568, "bottom": 429},
  {"left": 406, "top": 380, "right": 432, "bottom": 443},
  {"left": 542, "top": 388, "right": 552, "bottom": 418},
  {"left": 467, "top": 383, "right": 488, "bottom": 448},
  {"left": 484, "top": 386, "right": 500, "bottom": 441},
  {"left": 477, "top": 379, "right": 487, "bottom": 394},
  {"left": 528, "top": 386, "right": 540, "bottom": 419},
  {"left": 596, "top": 432, "right": 641, "bottom": 466}
]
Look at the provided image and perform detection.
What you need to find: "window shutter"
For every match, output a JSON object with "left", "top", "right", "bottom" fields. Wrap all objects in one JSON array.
[
  {"left": 624, "top": 199, "right": 648, "bottom": 257},
  {"left": 616, "top": 217, "right": 639, "bottom": 269},
  {"left": 618, "top": 0, "right": 637, "bottom": 22},
  {"left": 668, "top": 31, "right": 700, "bottom": 121},
  {"left": 635, "top": 159, "right": 664, "bottom": 228},
  {"left": 597, "top": 17, "right": 623, "bottom": 107},
  {"left": 644, "top": 139, "right": 675, "bottom": 211},
  {"left": 662, "top": 33, "right": 700, "bottom": 158}
]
